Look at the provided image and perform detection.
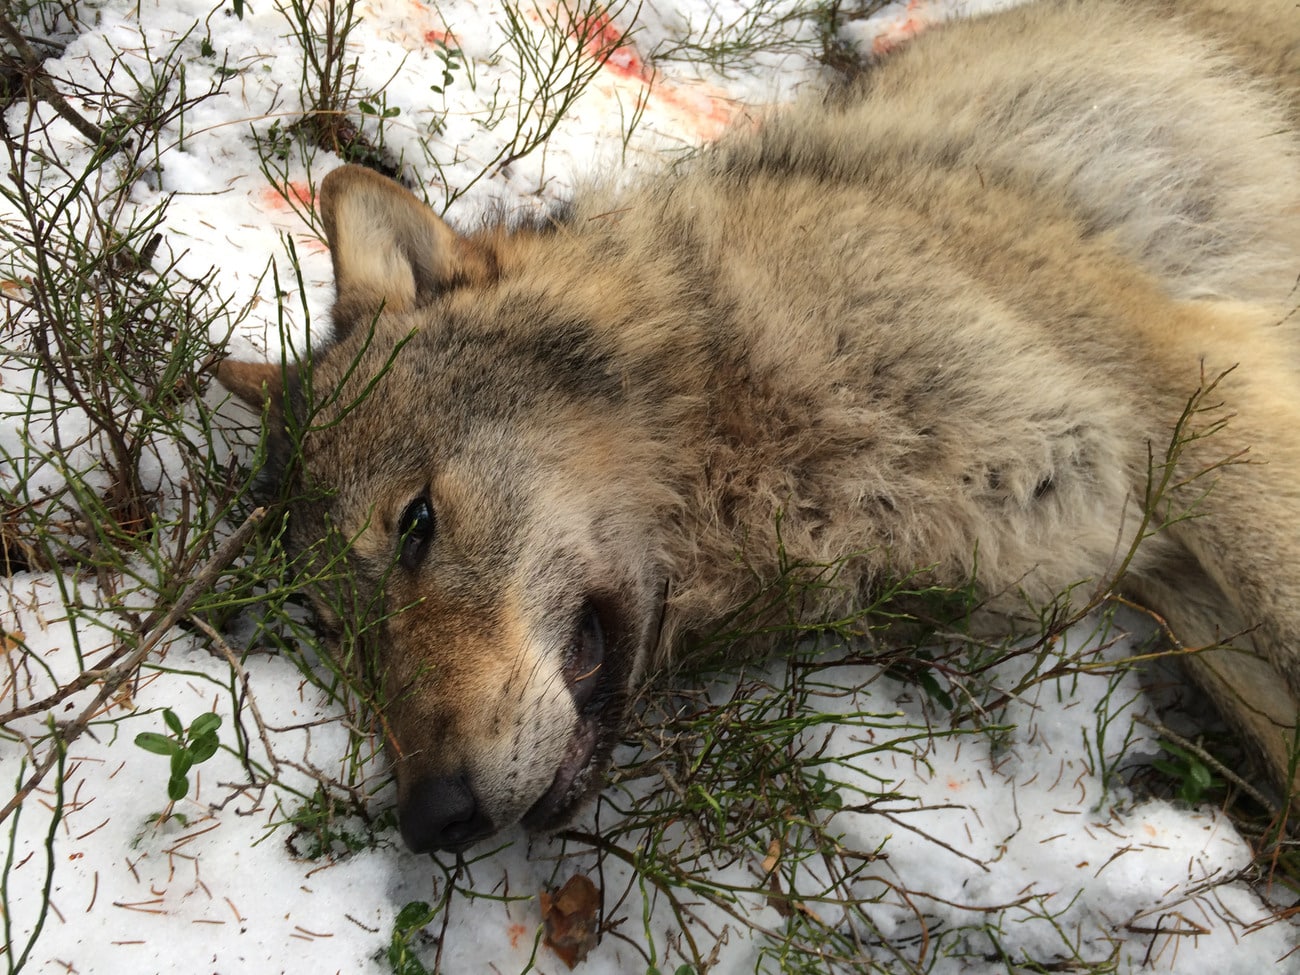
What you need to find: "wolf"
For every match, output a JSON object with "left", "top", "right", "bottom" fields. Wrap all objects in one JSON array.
[{"left": 219, "top": 0, "right": 1300, "bottom": 854}]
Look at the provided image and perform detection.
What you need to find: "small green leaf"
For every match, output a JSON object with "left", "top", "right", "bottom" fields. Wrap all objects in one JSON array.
[
  {"left": 134, "top": 732, "right": 179, "bottom": 756},
  {"left": 917, "top": 669, "right": 955, "bottom": 711},
  {"left": 163, "top": 709, "right": 184, "bottom": 736},
  {"left": 1151, "top": 759, "right": 1180, "bottom": 779},
  {"left": 189, "top": 713, "right": 222, "bottom": 739},
  {"left": 1187, "top": 761, "right": 1213, "bottom": 791},
  {"left": 1180, "top": 761, "right": 1213, "bottom": 803},
  {"left": 167, "top": 775, "right": 189, "bottom": 801},
  {"left": 394, "top": 901, "right": 434, "bottom": 931},
  {"left": 189, "top": 735, "right": 220, "bottom": 764},
  {"left": 1157, "top": 740, "right": 1195, "bottom": 762}
]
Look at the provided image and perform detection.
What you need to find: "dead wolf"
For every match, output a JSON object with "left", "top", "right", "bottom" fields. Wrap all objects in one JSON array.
[{"left": 219, "top": 0, "right": 1300, "bottom": 853}]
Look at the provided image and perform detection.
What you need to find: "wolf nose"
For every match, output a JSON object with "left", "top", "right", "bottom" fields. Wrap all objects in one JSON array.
[{"left": 400, "top": 774, "right": 495, "bottom": 853}]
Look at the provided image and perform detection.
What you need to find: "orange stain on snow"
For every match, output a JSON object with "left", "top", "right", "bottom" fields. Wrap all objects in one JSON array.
[
  {"left": 569, "top": 4, "right": 738, "bottom": 140},
  {"left": 507, "top": 923, "right": 527, "bottom": 949},
  {"left": 404, "top": 0, "right": 451, "bottom": 45},
  {"left": 574, "top": 8, "right": 652, "bottom": 83},
  {"left": 257, "top": 181, "right": 325, "bottom": 251},
  {"left": 644, "top": 82, "right": 741, "bottom": 142},
  {"left": 872, "top": 0, "right": 935, "bottom": 57},
  {"left": 260, "top": 181, "right": 314, "bottom": 211}
]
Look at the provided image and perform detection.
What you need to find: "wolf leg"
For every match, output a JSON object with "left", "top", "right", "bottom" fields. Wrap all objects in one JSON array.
[
  {"left": 1135, "top": 305, "right": 1300, "bottom": 795},
  {"left": 1126, "top": 565, "right": 1300, "bottom": 799}
]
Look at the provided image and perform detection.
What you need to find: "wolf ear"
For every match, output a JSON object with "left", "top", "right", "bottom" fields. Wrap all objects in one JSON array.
[
  {"left": 215, "top": 358, "right": 291, "bottom": 417},
  {"left": 318, "top": 165, "right": 495, "bottom": 337}
]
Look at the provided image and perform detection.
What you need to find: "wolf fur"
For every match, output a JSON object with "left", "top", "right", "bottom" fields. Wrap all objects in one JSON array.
[{"left": 219, "top": 0, "right": 1300, "bottom": 853}]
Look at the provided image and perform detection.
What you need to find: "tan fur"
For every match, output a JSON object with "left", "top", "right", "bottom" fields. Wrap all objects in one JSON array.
[{"left": 219, "top": 0, "right": 1300, "bottom": 852}]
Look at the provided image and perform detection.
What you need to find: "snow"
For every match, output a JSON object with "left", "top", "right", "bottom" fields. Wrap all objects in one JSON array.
[{"left": 1, "top": 0, "right": 1297, "bottom": 972}]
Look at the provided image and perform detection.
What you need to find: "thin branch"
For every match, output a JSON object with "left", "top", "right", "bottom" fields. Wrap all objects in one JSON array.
[
  {"left": 0, "top": 507, "right": 266, "bottom": 828},
  {"left": 189, "top": 613, "right": 282, "bottom": 781},
  {"left": 0, "top": 10, "right": 109, "bottom": 147}
]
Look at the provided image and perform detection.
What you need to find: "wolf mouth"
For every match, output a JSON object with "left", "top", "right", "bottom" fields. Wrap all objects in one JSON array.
[
  {"left": 520, "top": 600, "right": 626, "bottom": 831},
  {"left": 519, "top": 712, "right": 600, "bottom": 830}
]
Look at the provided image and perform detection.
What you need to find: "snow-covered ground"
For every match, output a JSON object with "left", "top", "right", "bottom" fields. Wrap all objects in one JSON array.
[{"left": 1, "top": 0, "right": 1297, "bottom": 972}]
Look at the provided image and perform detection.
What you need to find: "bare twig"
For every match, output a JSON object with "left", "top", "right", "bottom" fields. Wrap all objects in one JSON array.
[
  {"left": 0, "top": 11, "right": 109, "bottom": 147},
  {"left": 0, "top": 508, "right": 266, "bottom": 828},
  {"left": 189, "top": 613, "right": 282, "bottom": 781}
]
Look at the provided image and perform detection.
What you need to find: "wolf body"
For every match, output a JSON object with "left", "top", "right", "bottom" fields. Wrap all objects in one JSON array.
[{"left": 220, "top": 0, "right": 1300, "bottom": 853}]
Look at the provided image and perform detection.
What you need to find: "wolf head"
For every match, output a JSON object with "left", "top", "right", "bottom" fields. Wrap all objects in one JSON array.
[{"left": 219, "top": 166, "right": 681, "bottom": 853}]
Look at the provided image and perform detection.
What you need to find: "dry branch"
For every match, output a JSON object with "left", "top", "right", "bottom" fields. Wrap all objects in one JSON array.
[{"left": 0, "top": 507, "right": 266, "bottom": 828}]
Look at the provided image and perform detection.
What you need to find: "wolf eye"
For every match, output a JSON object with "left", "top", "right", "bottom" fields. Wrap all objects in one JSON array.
[{"left": 397, "top": 496, "right": 435, "bottom": 569}]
